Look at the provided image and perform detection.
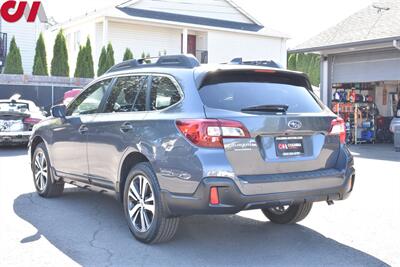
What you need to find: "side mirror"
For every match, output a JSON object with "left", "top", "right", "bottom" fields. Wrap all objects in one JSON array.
[{"left": 51, "top": 104, "right": 67, "bottom": 119}]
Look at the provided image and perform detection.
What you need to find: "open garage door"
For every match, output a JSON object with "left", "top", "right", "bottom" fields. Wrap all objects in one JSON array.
[{"left": 332, "top": 49, "right": 400, "bottom": 83}]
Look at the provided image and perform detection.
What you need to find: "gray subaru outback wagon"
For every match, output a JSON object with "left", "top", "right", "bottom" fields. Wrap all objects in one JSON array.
[{"left": 28, "top": 55, "right": 355, "bottom": 244}]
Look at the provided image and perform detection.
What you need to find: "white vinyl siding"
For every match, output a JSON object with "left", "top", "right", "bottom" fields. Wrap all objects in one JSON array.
[
  {"left": 207, "top": 30, "right": 287, "bottom": 66},
  {"left": 107, "top": 21, "right": 182, "bottom": 62},
  {"left": 1, "top": 19, "right": 44, "bottom": 74},
  {"left": 131, "top": 0, "right": 252, "bottom": 23}
]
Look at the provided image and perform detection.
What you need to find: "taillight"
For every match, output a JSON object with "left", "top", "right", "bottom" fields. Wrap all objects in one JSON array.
[
  {"left": 329, "top": 117, "right": 346, "bottom": 144},
  {"left": 23, "top": 117, "right": 42, "bottom": 125},
  {"left": 176, "top": 119, "right": 250, "bottom": 148},
  {"left": 209, "top": 187, "right": 220, "bottom": 205}
]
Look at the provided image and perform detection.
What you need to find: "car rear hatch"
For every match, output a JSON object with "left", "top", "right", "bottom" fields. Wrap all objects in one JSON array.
[
  {"left": 198, "top": 69, "right": 343, "bottom": 178},
  {"left": 0, "top": 102, "right": 31, "bottom": 132}
]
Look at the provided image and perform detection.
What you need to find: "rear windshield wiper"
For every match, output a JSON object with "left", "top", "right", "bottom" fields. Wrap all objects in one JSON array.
[{"left": 241, "top": 104, "right": 289, "bottom": 113}]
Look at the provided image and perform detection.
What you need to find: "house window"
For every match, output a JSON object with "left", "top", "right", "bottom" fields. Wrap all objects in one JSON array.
[{"left": 74, "top": 31, "right": 81, "bottom": 51}]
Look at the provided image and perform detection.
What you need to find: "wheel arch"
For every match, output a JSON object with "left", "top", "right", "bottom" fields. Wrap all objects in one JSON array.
[
  {"left": 118, "top": 151, "right": 151, "bottom": 201},
  {"left": 30, "top": 136, "right": 46, "bottom": 160}
]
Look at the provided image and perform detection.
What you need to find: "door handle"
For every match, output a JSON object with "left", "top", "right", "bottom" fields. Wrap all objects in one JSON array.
[
  {"left": 79, "top": 125, "right": 89, "bottom": 134},
  {"left": 120, "top": 122, "right": 134, "bottom": 133}
]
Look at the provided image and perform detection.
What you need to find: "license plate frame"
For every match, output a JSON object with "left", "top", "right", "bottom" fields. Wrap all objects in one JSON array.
[{"left": 275, "top": 136, "right": 305, "bottom": 157}]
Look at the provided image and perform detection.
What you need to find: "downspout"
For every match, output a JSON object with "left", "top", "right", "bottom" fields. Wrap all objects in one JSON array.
[{"left": 394, "top": 40, "right": 400, "bottom": 51}]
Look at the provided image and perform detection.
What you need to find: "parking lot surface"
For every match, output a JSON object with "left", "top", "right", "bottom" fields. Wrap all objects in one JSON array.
[{"left": 0, "top": 145, "right": 399, "bottom": 267}]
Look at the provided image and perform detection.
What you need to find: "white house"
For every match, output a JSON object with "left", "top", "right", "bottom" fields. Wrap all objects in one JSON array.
[
  {"left": 0, "top": 17, "right": 45, "bottom": 74},
  {"left": 45, "top": 0, "right": 289, "bottom": 76}
]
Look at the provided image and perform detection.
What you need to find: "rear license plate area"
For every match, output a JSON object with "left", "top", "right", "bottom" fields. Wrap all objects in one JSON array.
[{"left": 275, "top": 136, "right": 304, "bottom": 157}]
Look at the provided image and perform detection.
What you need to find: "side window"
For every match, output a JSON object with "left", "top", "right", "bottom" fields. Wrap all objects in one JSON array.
[
  {"left": 67, "top": 79, "right": 111, "bottom": 116},
  {"left": 150, "top": 76, "right": 182, "bottom": 111},
  {"left": 104, "top": 75, "right": 147, "bottom": 113}
]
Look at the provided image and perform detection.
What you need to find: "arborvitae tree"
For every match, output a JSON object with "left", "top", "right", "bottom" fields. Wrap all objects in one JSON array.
[
  {"left": 287, "top": 53, "right": 296, "bottom": 71},
  {"left": 123, "top": 48, "right": 133, "bottom": 61},
  {"left": 83, "top": 38, "right": 94, "bottom": 78},
  {"left": 74, "top": 46, "right": 84, "bottom": 78},
  {"left": 105, "top": 42, "right": 115, "bottom": 71},
  {"left": 51, "top": 30, "right": 69, "bottom": 77},
  {"left": 32, "top": 33, "right": 48, "bottom": 76},
  {"left": 4, "top": 37, "right": 23, "bottom": 74},
  {"left": 97, "top": 46, "right": 107, "bottom": 76},
  {"left": 141, "top": 51, "right": 146, "bottom": 59}
]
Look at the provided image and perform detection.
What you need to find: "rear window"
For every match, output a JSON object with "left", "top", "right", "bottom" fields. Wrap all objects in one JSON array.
[{"left": 199, "top": 71, "right": 322, "bottom": 113}]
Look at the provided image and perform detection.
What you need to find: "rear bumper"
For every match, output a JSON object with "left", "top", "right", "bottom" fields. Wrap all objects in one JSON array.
[
  {"left": 161, "top": 167, "right": 355, "bottom": 216},
  {"left": 0, "top": 131, "right": 31, "bottom": 145}
]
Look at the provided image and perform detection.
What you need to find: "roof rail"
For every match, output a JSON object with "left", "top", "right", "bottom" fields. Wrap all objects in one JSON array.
[
  {"left": 105, "top": 54, "right": 201, "bottom": 74},
  {"left": 229, "top": 57, "right": 283, "bottom": 69}
]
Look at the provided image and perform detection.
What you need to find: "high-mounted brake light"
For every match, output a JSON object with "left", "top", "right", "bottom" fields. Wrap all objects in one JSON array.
[
  {"left": 176, "top": 119, "right": 250, "bottom": 148},
  {"left": 23, "top": 117, "right": 41, "bottom": 125},
  {"left": 254, "top": 69, "right": 276, "bottom": 73},
  {"left": 329, "top": 117, "right": 346, "bottom": 144}
]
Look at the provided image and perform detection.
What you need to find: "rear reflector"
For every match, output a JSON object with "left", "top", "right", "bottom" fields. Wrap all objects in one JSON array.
[
  {"left": 329, "top": 117, "right": 346, "bottom": 144},
  {"left": 210, "top": 187, "right": 220, "bottom": 205},
  {"left": 176, "top": 119, "right": 250, "bottom": 148}
]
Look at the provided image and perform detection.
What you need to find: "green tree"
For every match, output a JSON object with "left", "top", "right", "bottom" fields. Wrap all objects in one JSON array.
[
  {"left": 51, "top": 30, "right": 69, "bottom": 77},
  {"left": 97, "top": 46, "right": 107, "bottom": 76},
  {"left": 32, "top": 33, "right": 48, "bottom": 76},
  {"left": 287, "top": 53, "right": 296, "bottom": 70},
  {"left": 123, "top": 48, "right": 133, "bottom": 61},
  {"left": 287, "top": 52, "right": 321, "bottom": 86},
  {"left": 3, "top": 37, "right": 24, "bottom": 74},
  {"left": 105, "top": 42, "right": 115, "bottom": 71},
  {"left": 74, "top": 46, "right": 84, "bottom": 78},
  {"left": 84, "top": 38, "right": 94, "bottom": 78}
]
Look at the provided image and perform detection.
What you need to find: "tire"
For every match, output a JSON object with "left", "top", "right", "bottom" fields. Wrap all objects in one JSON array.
[
  {"left": 262, "top": 202, "right": 313, "bottom": 224},
  {"left": 123, "top": 162, "right": 179, "bottom": 244},
  {"left": 32, "top": 143, "right": 64, "bottom": 198}
]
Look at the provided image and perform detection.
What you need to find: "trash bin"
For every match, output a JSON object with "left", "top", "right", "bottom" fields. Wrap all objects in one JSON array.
[{"left": 395, "top": 126, "right": 400, "bottom": 152}]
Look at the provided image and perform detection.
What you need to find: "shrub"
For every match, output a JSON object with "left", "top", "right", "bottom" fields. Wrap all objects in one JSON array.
[
  {"left": 123, "top": 48, "right": 133, "bottom": 61},
  {"left": 51, "top": 30, "right": 69, "bottom": 77},
  {"left": 32, "top": 33, "right": 48, "bottom": 76},
  {"left": 4, "top": 36, "right": 24, "bottom": 74}
]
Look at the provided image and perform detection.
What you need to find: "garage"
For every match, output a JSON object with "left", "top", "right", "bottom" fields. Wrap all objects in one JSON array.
[{"left": 290, "top": 1, "right": 400, "bottom": 145}]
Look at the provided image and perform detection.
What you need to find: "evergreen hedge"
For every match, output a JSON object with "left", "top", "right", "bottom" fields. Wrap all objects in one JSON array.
[
  {"left": 75, "top": 37, "right": 94, "bottom": 78},
  {"left": 287, "top": 53, "right": 320, "bottom": 86},
  {"left": 51, "top": 30, "right": 69, "bottom": 77},
  {"left": 32, "top": 33, "right": 48, "bottom": 76},
  {"left": 4, "top": 37, "right": 24, "bottom": 74},
  {"left": 123, "top": 48, "right": 133, "bottom": 61},
  {"left": 97, "top": 46, "right": 107, "bottom": 76}
]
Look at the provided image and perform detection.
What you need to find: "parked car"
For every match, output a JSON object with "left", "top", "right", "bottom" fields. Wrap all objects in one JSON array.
[
  {"left": 0, "top": 94, "right": 45, "bottom": 145},
  {"left": 28, "top": 55, "right": 355, "bottom": 244},
  {"left": 63, "top": 89, "right": 82, "bottom": 106}
]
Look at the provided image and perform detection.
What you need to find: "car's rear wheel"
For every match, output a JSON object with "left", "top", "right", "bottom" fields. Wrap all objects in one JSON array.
[
  {"left": 32, "top": 143, "right": 64, "bottom": 197},
  {"left": 261, "top": 202, "right": 313, "bottom": 224},
  {"left": 123, "top": 162, "right": 179, "bottom": 244}
]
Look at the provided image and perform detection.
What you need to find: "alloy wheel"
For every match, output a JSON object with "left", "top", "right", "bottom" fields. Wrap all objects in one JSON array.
[
  {"left": 127, "top": 175, "right": 155, "bottom": 232},
  {"left": 34, "top": 151, "right": 48, "bottom": 191}
]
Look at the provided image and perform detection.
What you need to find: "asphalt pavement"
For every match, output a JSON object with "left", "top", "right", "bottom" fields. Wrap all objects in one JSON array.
[{"left": 0, "top": 144, "right": 399, "bottom": 266}]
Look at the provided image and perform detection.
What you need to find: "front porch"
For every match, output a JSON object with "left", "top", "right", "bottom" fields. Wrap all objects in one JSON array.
[{"left": 181, "top": 28, "right": 208, "bottom": 63}]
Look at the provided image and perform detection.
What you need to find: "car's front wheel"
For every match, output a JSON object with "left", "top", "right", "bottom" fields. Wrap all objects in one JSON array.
[
  {"left": 32, "top": 143, "right": 64, "bottom": 197},
  {"left": 123, "top": 162, "right": 179, "bottom": 244},
  {"left": 261, "top": 202, "right": 313, "bottom": 224}
]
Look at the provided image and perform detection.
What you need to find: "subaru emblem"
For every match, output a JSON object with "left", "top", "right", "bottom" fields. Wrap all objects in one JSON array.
[{"left": 288, "top": 120, "right": 302, "bottom": 130}]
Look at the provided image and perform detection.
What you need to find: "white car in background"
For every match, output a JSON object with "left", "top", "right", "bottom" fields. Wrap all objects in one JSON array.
[{"left": 0, "top": 94, "right": 46, "bottom": 146}]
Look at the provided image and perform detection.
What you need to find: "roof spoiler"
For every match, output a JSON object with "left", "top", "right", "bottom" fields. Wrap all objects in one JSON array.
[
  {"left": 105, "top": 54, "right": 201, "bottom": 74},
  {"left": 228, "top": 58, "right": 283, "bottom": 69}
]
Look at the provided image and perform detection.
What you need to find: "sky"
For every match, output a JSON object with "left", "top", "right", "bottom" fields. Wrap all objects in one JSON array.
[{"left": 41, "top": 0, "right": 374, "bottom": 48}]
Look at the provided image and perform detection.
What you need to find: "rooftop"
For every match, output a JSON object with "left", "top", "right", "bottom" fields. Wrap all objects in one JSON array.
[{"left": 292, "top": 0, "right": 400, "bottom": 53}]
